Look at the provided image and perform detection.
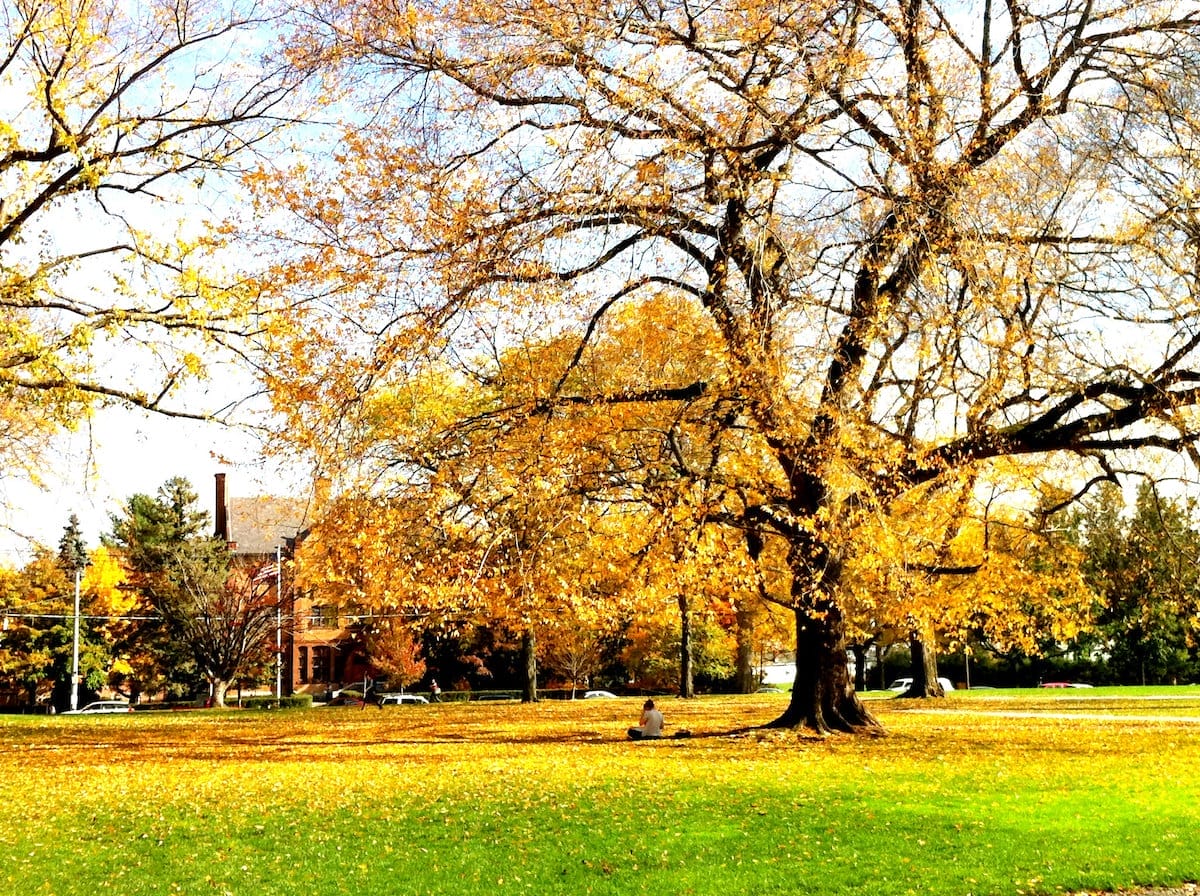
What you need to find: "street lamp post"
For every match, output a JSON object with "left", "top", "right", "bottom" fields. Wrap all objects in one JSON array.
[
  {"left": 70, "top": 566, "right": 81, "bottom": 712},
  {"left": 58, "top": 514, "right": 89, "bottom": 714}
]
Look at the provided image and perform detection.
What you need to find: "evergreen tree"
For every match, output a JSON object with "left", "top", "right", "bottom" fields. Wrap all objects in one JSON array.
[
  {"left": 106, "top": 478, "right": 226, "bottom": 700},
  {"left": 1076, "top": 482, "right": 1200, "bottom": 684},
  {"left": 106, "top": 477, "right": 280, "bottom": 706},
  {"left": 56, "top": 514, "right": 90, "bottom": 709},
  {"left": 108, "top": 478, "right": 214, "bottom": 574},
  {"left": 57, "top": 515, "right": 89, "bottom": 575}
]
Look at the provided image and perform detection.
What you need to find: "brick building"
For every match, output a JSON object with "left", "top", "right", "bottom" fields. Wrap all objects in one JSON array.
[{"left": 212, "top": 473, "right": 368, "bottom": 697}]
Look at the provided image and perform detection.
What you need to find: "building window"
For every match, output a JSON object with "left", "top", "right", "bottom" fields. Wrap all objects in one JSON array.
[
  {"left": 312, "top": 646, "right": 332, "bottom": 683},
  {"left": 308, "top": 605, "right": 339, "bottom": 629},
  {"left": 298, "top": 647, "right": 309, "bottom": 684}
]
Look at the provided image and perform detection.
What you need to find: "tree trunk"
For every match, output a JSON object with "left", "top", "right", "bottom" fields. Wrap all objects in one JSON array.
[
  {"left": 210, "top": 678, "right": 231, "bottom": 708},
  {"left": 850, "top": 642, "right": 869, "bottom": 693},
  {"left": 734, "top": 601, "right": 756, "bottom": 694},
  {"left": 769, "top": 602, "right": 878, "bottom": 733},
  {"left": 678, "top": 593, "right": 695, "bottom": 698},
  {"left": 876, "top": 642, "right": 891, "bottom": 690},
  {"left": 903, "top": 632, "right": 945, "bottom": 698},
  {"left": 520, "top": 628, "right": 538, "bottom": 703}
]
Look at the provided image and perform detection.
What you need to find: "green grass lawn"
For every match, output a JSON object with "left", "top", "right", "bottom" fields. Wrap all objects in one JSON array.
[{"left": 1, "top": 691, "right": 1197, "bottom": 895}]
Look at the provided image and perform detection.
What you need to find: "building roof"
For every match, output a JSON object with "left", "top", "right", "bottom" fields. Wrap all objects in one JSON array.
[{"left": 226, "top": 495, "right": 311, "bottom": 556}]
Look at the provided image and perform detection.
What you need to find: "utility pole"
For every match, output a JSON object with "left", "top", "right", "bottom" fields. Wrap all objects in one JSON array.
[
  {"left": 275, "top": 544, "right": 283, "bottom": 700},
  {"left": 71, "top": 566, "right": 81, "bottom": 712}
]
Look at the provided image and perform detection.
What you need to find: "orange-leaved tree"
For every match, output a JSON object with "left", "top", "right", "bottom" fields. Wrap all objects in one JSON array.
[
  {"left": 838, "top": 476, "right": 1099, "bottom": 695},
  {"left": 364, "top": 616, "right": 427, "bottom": 692},
  {"left": 256, "top": 0, "right": 1200, "bottom": 732},
  {"left": 285, "top": 314, "right": 714, "bottom": 701}
]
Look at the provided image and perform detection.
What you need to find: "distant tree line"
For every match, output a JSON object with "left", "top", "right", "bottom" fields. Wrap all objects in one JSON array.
[
  {"left": 0, "top": 479, "right": 281, "bottom": 711},
  {"left": 1, "top": 475, "right": 1197, "bottom": 713},
  {"left": 876, "top": 481, "right": 1200, "bottom": 690}
]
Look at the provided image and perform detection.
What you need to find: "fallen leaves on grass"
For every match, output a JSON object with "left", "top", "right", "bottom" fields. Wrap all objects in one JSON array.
[{"left": 1, "top": 696, "right": 1198, "bottom": 896}]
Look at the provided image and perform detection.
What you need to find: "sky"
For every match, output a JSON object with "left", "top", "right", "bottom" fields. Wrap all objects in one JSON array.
[
  {"left": 0, "top": 6, "right": 318, "bottom": 569},
  {"left": 0, "top": 405, "right": 306, "bottom": 567}
]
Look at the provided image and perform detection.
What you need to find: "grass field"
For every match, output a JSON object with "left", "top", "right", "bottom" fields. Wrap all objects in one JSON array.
[{"left": 2, "top": 689, "right": 1198, "bottom": 896}]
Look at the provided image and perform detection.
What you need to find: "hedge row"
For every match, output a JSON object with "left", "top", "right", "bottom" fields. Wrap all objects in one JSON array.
[{"left": 242, "top": 695, "right": 314, "bottom": 710}]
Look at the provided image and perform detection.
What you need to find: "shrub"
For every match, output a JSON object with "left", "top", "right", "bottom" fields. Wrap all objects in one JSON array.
[{"left": 242, "top": 695, "right": 313, "bottom": 710}]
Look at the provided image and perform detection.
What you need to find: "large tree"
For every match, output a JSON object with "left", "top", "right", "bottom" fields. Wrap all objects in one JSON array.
[
  {"left": 0, "top": 0, "right": 310, "bottom": 501},
  {"left": 260, "top": 0, "right": 1200, "bottom": 732}
]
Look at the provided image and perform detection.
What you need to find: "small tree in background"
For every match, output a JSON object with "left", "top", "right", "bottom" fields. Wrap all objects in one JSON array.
[
  {"left": 57, "top": 515, "right": 89, "bottom": 710},
  {"left": 57, "top": 516, "right": 89, "bottom": 576},
  {"left": 160, "top": 557, "right": 281, "bottom": 708},
  {"left": 540, "top": 603, "right": 617, "bottom": 698},
  {"left": 365, "top": 615, "right": 427, "bottom": 692},
  {"left": 0, "top": 555, "right": 65, "bottom": 708},
  {"left": 106, "top": 478, "right": 212, "bottom": 698}
]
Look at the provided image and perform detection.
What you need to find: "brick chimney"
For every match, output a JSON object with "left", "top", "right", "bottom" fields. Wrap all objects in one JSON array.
[
  {"left": 214, "top": 473, "right": 230, "bottom": 545},
  {"left": 314, "top": 474, "right": 332, "bottom": 516}
]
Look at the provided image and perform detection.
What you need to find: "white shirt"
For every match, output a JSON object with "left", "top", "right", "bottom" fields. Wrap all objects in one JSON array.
[{"left": 641, "top": 708, "right": 664, "bottom": 737}]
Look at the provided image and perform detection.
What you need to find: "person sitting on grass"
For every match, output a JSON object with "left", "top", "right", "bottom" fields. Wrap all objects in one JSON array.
[{"left": 627, "top": 699, "right": 664, "bottom": 740}]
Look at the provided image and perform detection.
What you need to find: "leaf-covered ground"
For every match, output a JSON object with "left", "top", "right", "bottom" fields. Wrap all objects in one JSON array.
[{"left": 2, "top": 691, "right": 1197, "bottom": 896}]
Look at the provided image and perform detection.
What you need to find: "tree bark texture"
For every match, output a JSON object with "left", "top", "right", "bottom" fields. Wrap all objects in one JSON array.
[
  {"left": 850, "top": 643, "right": 870, "bottom": 693},
  {"left": 520, "top": 628, "right": 538, "bottom": 703},
  {"left": 211, "top": 678, "right": 231, "bottom": 709},
  {"left": 769, "top": 602, "right": 879, "bottom": 733},
  {"left": 902, "top": 633, "right": 945, "bottom": 698},
  {"left": 678, "top": 593, "right": 695, "bottom": 698},
  {"left": 734, "top": 602, "right": 756, "bottom": 694}
]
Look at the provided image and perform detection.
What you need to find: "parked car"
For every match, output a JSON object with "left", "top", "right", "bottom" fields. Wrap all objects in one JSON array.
[
  {"left": 1039, "top": 681, "right": 1094, "bottom": 689},
  {"left": 583, "top": 690, "right": 617, "bottom": 699},
  {"left": 888, "top": 677, "right": 955, "bottom": 693},
  {"left": 328, "top": 680, "right": 387, "bottom": 701},
  {"left": 62, "top": 700, "right": 133, "bottom": 715},
  {"left": 378, "top": 693, "right": 429, "bottom": 705}
]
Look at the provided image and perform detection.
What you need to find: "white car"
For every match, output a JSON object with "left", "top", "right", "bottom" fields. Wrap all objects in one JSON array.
[
  {"left": 583, "top": 690, "right": 618, "bottom": 699},
  {"left": 888, "top": 677, "right": 955, "bottom": 693},
  {"left": 62, "top": 700, "right": 133, "bottom": 715},
  {"left": 378, "top": 693, "right": 428, "bottom": 705}
]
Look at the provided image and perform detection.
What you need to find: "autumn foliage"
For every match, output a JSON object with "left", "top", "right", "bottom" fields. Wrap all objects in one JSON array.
[
  {"left": 2, "top": 695, "right": 1199, "bottom": 895},
  {"left": 8, "top": 0, "right": 1200, "bottom": 729},
  {"left": 237, "top": 0, "right": 1200, "bottom": 731}
]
